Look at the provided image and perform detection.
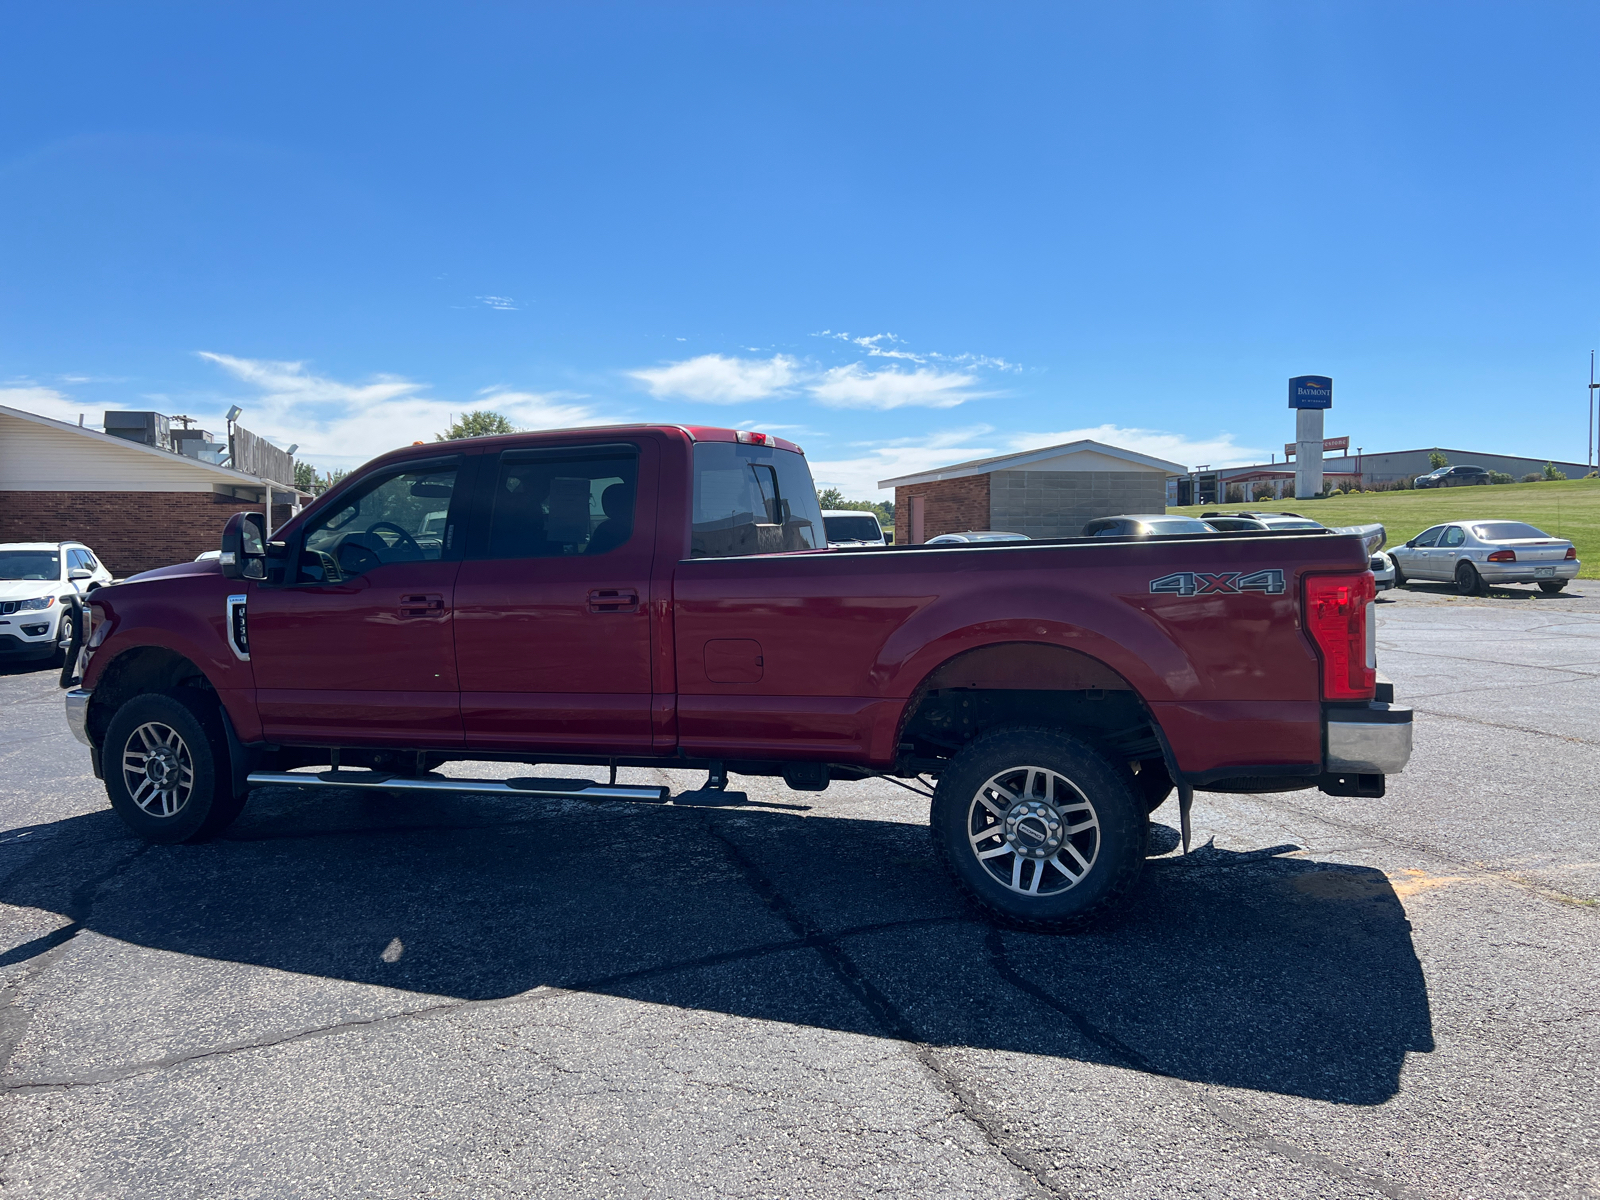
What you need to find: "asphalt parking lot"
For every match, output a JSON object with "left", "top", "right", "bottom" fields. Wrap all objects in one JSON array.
[{"left": 1, "top": 582, "right": 1596, "bottom": 1199}]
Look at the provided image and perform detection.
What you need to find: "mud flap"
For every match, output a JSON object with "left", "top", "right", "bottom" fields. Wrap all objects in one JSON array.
[{"left": 1178, "top": 781, "right": 1194, "bottom": 852}]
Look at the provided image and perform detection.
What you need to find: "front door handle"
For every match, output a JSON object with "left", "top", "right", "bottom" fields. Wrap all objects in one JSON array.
[
  {"left": 399, "top": 593, "right": 446, "bottom": 618},
  {"left": 587, "top": 588, "right": 640, "bottom": 614}
]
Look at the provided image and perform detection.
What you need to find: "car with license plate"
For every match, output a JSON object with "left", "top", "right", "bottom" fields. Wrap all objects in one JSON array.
[
  {"left": 0, "top": 541, "right": 114, "bottom": 665},
  {"left": 1390, "top": 520, "right": 1580, "bottom": 594},
  {"left": 60, "top": 424, "right": 1412, "bottom": 931}
]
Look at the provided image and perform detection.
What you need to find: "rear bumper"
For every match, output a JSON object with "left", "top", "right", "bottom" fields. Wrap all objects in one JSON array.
[
  {"left": 65, "top": 688, "right": 92, "bottom": 746},
  {"left": 1478, "top": 561, "right": 1579, "bottom": 584},
  {"left": 1325, "top": 702, "right": 1412, "bottom": 774}
]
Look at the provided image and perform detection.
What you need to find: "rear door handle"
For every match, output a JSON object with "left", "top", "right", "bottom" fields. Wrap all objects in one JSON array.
[
  {"left": 399, "top": 593, "right": 446, "bottom": 618},
  {"left": 587, "top": 588, "right": 640, "bottom": 614}
]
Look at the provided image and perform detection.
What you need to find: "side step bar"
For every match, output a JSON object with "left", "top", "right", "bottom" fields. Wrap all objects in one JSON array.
[{"left": 245, "top": 771, "right": 669, "bottom": 803}]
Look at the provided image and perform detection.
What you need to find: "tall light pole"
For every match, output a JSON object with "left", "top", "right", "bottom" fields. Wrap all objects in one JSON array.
[{"left": 1590, "top": 350, "right": 1596, "bottom": 471}]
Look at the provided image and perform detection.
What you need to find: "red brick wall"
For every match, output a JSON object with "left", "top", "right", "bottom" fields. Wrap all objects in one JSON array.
[
  {"left": 0, "top": 492, "right": 294, "bottom": 578},
  {"left": 894, "top": 476, "right": 990, "bottom": 543}
]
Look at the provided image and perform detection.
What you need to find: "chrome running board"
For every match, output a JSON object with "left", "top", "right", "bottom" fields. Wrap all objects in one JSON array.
[{"left": 246, "top": 771, "right": 669, "bottom": 803}]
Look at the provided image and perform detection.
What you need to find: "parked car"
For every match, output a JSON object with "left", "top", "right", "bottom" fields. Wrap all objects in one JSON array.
[
  {"left": 1202, "top": 510, "right": 1327, "bottom": 532},
  {"left": 1083, "top": 515, "right": 1216, "bottom": 537},
  {"left": 821, "top": 510, "right": 887, "bottom": 548},
  {"left": 1390, "top": 520, "right": 1580, "bottom": 595},
  {"left": 0, "top": 541, "right": 113, "bottom": 666},
  {"left": 923, "top": 530, "right": 1031, "bottom": 544},
  {"left": 62, "top": 424, "right": 1410, "bottom": 931},
  {"left": 1370, "top": 550, "right": 1396, "bottom": 591},
  {"left": 1198, "top": 515, "right": 1271, "bottom": 532},
  {"left": 1414, "top": 465, "right": 1490, "bottom": 489}
]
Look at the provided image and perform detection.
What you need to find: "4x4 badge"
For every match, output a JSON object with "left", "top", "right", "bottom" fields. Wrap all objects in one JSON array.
[{"left": 1149, "top": 569, "right": 1286, "bottom": 597}]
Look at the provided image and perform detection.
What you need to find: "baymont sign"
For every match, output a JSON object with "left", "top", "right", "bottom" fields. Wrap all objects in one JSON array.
[{"left": 1289, "top": 375, "right": 1333, "bottom": 409}]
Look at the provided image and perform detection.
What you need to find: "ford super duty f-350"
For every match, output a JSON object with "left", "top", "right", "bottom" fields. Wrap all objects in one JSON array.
[{"left": 60, "top": 424, "right": 1412, "bottom": 930}]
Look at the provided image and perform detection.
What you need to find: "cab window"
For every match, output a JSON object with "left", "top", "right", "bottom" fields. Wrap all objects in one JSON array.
[
  {"left": 691, "top": 442, "right": 823, "bottom": 557},
  {"left": 484, "top": 444, "right": 639, "bottom": 559},
  {"left": 300, "top": 461, "right": 460, "bottom": 581}
]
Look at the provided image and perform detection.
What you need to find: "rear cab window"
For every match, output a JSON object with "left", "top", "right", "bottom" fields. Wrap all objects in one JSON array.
[
  {"left": 1470, "top": 522, "right": 1550, "bottom": 540},
  {"left": 691, "top": 442, "right": 824, "bottom": 557},
  {"left": 484, "top": 444, "right": 640, "bottom": 559}
]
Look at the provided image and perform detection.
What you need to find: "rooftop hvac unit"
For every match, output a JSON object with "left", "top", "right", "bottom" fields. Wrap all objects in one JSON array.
[{"left": 103, "top": 410, "right": 171, "bottom": 450}]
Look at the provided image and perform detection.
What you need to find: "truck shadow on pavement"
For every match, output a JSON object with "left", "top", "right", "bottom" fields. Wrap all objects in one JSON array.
[{"left": 0, "top": 788, "right": 1433, "bottom": 1106}]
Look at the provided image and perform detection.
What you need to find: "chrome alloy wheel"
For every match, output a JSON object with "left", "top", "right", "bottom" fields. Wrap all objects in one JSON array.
[
  {"left": 120, "top": 721, "right": 196, "bottom": 817},
  {"left": 967, "top": 765, "right": 1100, "bottom": 896}
]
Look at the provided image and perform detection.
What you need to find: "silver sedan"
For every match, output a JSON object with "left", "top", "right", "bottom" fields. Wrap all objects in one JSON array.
[{"left": 1390, "top": 520, "right": 1580, "bottom": 595}]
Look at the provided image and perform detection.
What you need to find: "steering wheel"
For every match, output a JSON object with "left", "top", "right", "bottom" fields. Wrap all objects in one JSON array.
[{"left": 365, "top": 520, "right": 425, "bottom": 561}]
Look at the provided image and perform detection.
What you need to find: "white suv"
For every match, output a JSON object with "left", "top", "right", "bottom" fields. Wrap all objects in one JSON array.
[{"left": 0, "top": 542, "right": 114, "bottom": 667}]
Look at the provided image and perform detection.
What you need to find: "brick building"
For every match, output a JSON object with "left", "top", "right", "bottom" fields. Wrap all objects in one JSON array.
[
  {"left": 0, "top": 403, "right": 308, "bottom": 577},
  {"left": 881, "top": 440, "right": 1185, "bottom": 543}
]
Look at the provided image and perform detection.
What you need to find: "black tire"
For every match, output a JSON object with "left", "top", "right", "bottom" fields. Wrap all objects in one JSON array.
[
  {"left": 929, "top": 726, "right": 1146, "bottom": 932},
  {"left": 1539, "top": 581, "right": 1567, "bottom": 594},
  {"left": 104, "top": 691, "right": 247, "bottom": 843},
  {"left": 1391, "top": 559, "right": 1407, "bottom": 588},
  {"left": 1455, "top": 561, "right": 1487, "bottom": 597},
  {"left": 49, "top": 619, "right": 70, "bottom": 669}
]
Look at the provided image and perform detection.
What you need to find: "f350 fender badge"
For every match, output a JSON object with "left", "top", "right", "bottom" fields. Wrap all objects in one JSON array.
[{"left": 1149, "top": 569, "right": 1286, "bottom": 597}]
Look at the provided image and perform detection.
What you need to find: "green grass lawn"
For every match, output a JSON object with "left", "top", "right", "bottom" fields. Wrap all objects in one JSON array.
[{"left": 1170, "top": 476, "right": 1600, "bottom": 578}]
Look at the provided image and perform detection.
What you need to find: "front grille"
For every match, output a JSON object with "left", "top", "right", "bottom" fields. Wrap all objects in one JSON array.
[{"left": 0, "top": 602, "right": 16, "bottom": 616}]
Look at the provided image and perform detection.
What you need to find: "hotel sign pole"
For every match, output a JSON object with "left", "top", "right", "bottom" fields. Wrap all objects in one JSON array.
[{"left": 1289, "top": 375, "right": 1333, "bottom": 499}]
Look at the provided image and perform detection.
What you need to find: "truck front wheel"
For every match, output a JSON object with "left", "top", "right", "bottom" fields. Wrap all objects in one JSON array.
[
  {"left": 104, "top": 691, "right": 246, "bottom": 844},
  {"left": 930, "top": 727, "right": 1145, "bottom": 932}
]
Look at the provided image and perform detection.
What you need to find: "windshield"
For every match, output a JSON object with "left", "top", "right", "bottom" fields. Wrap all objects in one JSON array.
[
  {"left": 1143, "top": 518, "right": 1214, "bottom": 534},
  {"left": 824, "top": 515, "right": 881, "bottom": 542},
  {"left": 691, "top": 442, "right": 824, "bottom": 557},
  {"left": 1471, "top": 521, "right": 1551, "bottom": 541},
  {"left": 0, "top": 551, "right": 60, "bottom": 580}
]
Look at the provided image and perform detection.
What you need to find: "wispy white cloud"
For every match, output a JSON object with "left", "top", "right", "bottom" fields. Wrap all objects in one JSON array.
[
  {"left": 808, "top": 364, "right": 985, "bottom": 410},
  {"left": 813, "top": 330, "right": 1018, "bottom": 372},
  {"left": 197, "top": 353, "right": 602, "bottom": 469},
  {"left": 1006, "top": 424, "right": 1266, "bottom": 471},
  {"left": 0, "top": 385, "right": 96, "bottom": 427},
  {"left": 807, "top": 426, "right": 1001, "bottom": 498},
  {"left": 630, "top": 353, "right": 800, "bottom": 403},
  {"left": 476, "top": 295, "right": 520, "bottom": 311}
]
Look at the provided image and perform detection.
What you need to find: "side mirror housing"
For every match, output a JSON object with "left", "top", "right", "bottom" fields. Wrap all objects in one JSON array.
[
  {"left": 68, "top": 567, "right": 93, "bottom": 581},
  {"left": 220, "top": 512, "right": 268, "bottom": 580}
]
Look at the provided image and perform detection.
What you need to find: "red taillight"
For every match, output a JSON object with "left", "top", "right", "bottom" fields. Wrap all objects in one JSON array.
[
  {"left": 1566, "top": 547, "right": 1578, "bottom": 560},
  {"left": 1304, "top": 572, "right": 1377, "bottom": 700},
  {"left": 735, "top": 430, "right": 771, "bottom": 446},
  {"left": 1486, "top": 549, "right": 1516, "bottom": 562}
]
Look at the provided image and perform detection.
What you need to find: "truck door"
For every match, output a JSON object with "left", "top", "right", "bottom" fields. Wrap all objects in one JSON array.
[
  {"left": 247, "top": 455, "right": 470, "bottom": 745},
  {"left": 453, "top": 439, "right": 658, "bottom": 753}
]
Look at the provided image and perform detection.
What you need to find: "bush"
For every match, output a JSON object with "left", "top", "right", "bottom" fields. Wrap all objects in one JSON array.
[
  {"left": 1522, "top": 473, "right": 1542, "bottom": 483},
  {"left": 1488, "top": 471, "right": 1514, "bottom": 484},
  {"left": 1251, "top": 481, "right": 1277, "bottom": 501},
  {"left": 1225, "top": 483, "right": 1246, "bottom": 503},
  {"left": 1428, "top": 452, "right": 1449, "bottom": 470},
  {"left": 1543, "top": 462, "right": 1567, "bottom": 481}
]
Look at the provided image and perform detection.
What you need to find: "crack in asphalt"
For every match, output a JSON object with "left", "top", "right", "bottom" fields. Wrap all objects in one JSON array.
[{"left": 1405, "top": 706, "right": 1598, "bottom": 747}]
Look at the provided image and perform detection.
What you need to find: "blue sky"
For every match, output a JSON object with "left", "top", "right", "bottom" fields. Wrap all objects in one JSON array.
[{"left": 2, "top": 3, "right": 1596, "bottom": 496}]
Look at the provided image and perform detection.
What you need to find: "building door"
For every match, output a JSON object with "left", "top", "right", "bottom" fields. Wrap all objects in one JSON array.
[
  {"left": 452, "top": 439, "right": 659, "bottom": 753},
  {"left": 248, "top": 455, "right": 470, "bottom": 745}
]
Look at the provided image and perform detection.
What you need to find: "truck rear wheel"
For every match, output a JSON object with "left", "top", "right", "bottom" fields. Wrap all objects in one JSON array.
[
  {"left": 104, "top": 691, "right": 247, "bottom": 844},
  {"left": 929, "top": 727, "right": 1145, "bottom": 932}
]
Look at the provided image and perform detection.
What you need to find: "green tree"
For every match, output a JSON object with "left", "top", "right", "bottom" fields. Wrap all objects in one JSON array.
[
  {"left": 1428, "top": 451, "right": 1449, "bottom": 470},
  {"left": 437, "top": 409, "right": 516, "bottom": 440},
  {"left": 1543, "top": 461, "right": 1567, "bottom": 481},
  {"left": 293, "top": 460, "right": 319, "bottom": 493},
  {"left": 816, "top": 487, "right": 846, "bottom": 509}
]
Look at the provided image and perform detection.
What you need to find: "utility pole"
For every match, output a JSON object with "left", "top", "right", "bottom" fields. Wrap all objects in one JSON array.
[{"left": 1590, "top": 350, "right": 1597, "bottom": 471}]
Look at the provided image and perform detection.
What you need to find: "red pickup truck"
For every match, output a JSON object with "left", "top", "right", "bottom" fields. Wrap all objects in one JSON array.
[{"left": 61, "top": 424, "right": 1411, "bottom": 930}]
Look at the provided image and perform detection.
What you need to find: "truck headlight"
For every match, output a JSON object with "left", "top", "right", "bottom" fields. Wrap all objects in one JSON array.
[{"left": 17, "top": 596, "right": 55, "bottom": 611}]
